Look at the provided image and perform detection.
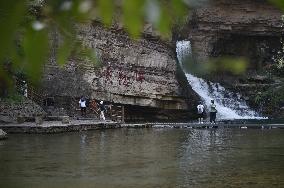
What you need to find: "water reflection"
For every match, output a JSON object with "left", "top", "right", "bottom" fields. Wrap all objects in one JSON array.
[{"left": 0, "top": 129, "right": 284, "bottom": 188}]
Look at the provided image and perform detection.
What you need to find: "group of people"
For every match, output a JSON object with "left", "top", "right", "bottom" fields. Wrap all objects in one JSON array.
[
  {"left": 197, "top": 99, "right": 217, "bottom": 124},
  {"left": 79, "top": 96, "right": 218, "bottom": 123},
  {"left": 78, "top": 96, "right": 106, "bottom": 120}
]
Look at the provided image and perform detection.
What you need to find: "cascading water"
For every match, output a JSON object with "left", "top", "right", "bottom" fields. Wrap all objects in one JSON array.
[{"left": 176, "top": 41, "right": 263, "bottom": 120}]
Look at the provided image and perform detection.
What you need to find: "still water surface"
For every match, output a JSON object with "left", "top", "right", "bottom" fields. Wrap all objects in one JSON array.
[{"left": 0, "top": 128, "right": 284, "bottom": 188}]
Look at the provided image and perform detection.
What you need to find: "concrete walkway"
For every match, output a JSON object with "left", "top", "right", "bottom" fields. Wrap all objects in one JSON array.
[
  {"left": 0, "top": 119, "right": 121, "bottom": 133},
  {"left": 122, "top": 122, "right": 284, "bottom": 129},
  {"left": 1, "top": 121, "right": 284, "bottom": 134}
]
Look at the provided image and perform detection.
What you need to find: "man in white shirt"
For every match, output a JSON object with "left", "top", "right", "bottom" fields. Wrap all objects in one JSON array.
[
  {"left": 197, "top": 101, "right": 205, "bottom": 124},
  {"left": 79, "top": 96, "right": 87, "bottom": 116}
]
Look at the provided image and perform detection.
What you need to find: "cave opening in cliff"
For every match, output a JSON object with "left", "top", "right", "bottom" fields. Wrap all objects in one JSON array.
[{"left": 211, "top": 34, "right": 283, "bottom": 73}]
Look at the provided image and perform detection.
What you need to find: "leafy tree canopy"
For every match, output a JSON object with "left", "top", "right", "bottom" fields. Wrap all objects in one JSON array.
[{"left": 0, "top": 0, "right": 190, "bottom": 88}]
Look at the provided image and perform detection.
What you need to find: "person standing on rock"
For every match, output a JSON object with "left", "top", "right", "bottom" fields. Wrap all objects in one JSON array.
[
  {"left": 197, "top": 101, "right": 205, "bottom": 124},
  {"left": 209, "top": 99, "right": 217, "bottom": 124},
  {"left": 79, "top": 96, "right": 87, "bottom": 117},
  {"left": 99, "top": 101, "right": 106, "bottom": 121}
]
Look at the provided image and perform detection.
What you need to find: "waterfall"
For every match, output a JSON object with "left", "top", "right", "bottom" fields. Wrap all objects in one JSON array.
[{"left": 176, "top": 41, "right": 263, "bottom": 120}]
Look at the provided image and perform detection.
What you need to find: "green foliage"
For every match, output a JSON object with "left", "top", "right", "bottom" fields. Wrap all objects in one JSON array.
[
  {"left": 23, "top": 24, "right": 49, "bottom": 82},
  {"left": 181, "top": 56, "right": 248, "bottom": 76},
  {"left": 98, "top": 0, "right": 114, "bottom": 27},
  {"left": 122, "top": 0, "right": 144, "bottom": 39},
  {"left": 0, "top": 0, "right": 190, "bottom": 90},
  {"left": 253, "top": 84, "right": 284, "bottom": 115},
  {"left": 270, "top": 0, "right": 284, "bottom": 11},
  {"left": 1, "top": 92, "right": 24, "bottom": 104}
]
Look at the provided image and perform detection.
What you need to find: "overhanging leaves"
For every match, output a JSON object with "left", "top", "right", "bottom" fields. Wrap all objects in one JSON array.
[{"left": 23, "top": 25, "right": 49, "bottom": 84}]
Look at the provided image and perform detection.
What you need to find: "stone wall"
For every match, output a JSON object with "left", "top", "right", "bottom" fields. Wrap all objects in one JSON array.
[{"left": 0, "top": 98, "right": 46, "bottom": 123}]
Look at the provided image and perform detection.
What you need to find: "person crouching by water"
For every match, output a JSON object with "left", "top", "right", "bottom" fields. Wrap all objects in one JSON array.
[
  {"left": 99, "top": 101, "right": 106, "bottom": 121},
  {"left": 79, "top": 96, "right": 87, "bottom": 117},
  {"left": 197, "top": 101, "right": 205, "bottom": 124},
  {"left": 209, "top": 99, "right": 217, "bottom": 124}
]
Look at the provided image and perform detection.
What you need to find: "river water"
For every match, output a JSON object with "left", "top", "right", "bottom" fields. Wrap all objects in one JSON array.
[{"left": 0, "top": 128, "right": 284, "bottom": 188}]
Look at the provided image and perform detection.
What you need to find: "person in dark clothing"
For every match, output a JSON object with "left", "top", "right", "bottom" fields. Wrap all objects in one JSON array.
[
  {"left": 99, "top": 101, "right": 106, "bottom": 120},
  {"left": 209, "top": 99, "right": 217, "bottom": 124}
]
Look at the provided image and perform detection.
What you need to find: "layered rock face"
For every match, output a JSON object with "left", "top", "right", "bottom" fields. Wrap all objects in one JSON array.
[
  {"left": 178, "top": 0, "right": 284, "bottom": 118},
  {"left": 42, "top": 23, "right": 199, "bottom": 121},
  {"left": 182, "top": 0, "right": 284, "bottom": 62}
]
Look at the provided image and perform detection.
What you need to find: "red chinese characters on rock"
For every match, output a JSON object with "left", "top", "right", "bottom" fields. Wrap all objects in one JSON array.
[
  {"left": 103, "top": 66, "right": 145, "bottom": 87},
  {"left": 118, "top": 70, "right": 131, "bottom": 87},
  {"left": 104, "top": 66, "right": 113, "bottom": 84},
  {"left": 135, "top": 70, "right": 145, "bottom": 83}
]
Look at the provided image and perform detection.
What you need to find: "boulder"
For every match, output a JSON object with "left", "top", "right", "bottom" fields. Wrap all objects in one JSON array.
[
  {"left": 17, "top": 116, "right": 25, "bottom": 124},
  {"left": 0, "top": 129, "right": 7, "bottom": 140},
  {"left": 61, "top": 116, "right": 70, "bottom": 124},
  {"left": 0, "top": 98, "right": 46, "bottom": 123},
  {"left": 35, "top": 116, "right": 43, "bottom": 125},
  {"left": 0, "top": 114, "right": 14, "bottom": 123}
]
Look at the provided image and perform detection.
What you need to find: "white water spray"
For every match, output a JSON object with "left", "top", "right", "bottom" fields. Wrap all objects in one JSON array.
[{"left": 176, "top": 41, "right": 263, "bottom": 120}]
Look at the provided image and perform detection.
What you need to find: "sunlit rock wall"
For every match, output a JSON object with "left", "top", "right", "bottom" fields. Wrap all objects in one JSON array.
[{"left": 42, "top": 22, "right": 199, "bottom": 121}]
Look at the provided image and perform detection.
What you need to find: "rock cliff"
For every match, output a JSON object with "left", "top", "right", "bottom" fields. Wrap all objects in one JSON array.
[
  {"left": 178, "top": 0, "right": 284, "bottom": 118},
  {"left": 42, "top": 22, "right": 199, "bottom": 121},
  {"left": 41, "top": 0, "right": 284, "bottom": 119},
  {"left": 180, "top": 0, "right": 284, "bottom": 62}
]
